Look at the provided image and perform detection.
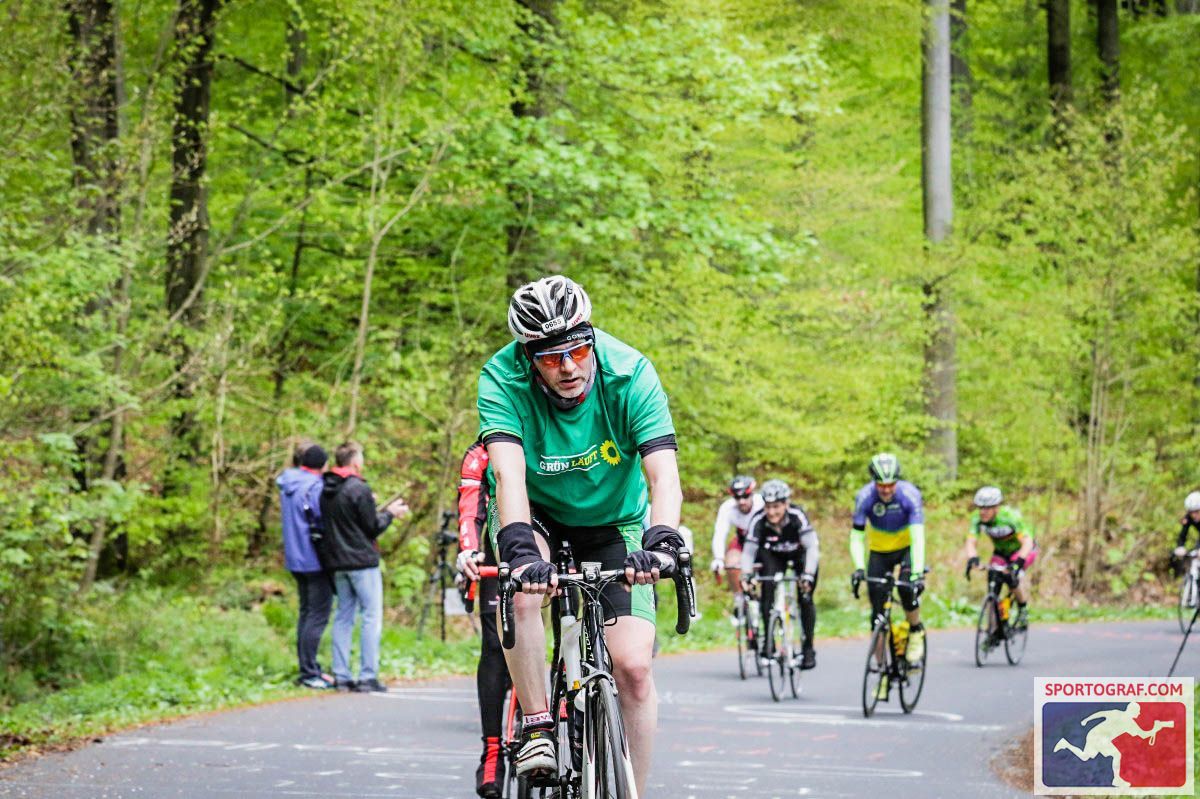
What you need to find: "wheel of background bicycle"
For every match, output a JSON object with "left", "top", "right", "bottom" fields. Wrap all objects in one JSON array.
[
  {"left": 788, "top": 615, "right": 802, "bottom": 699},
  {"left": 587, "top": 679, "right": 635, "bottom": 799},
  {"left": 502, "top": 688, "right": 523, "bottom": 799},
  {"left": 861, "top": 624, "right": 888, "bottom": 718},
  {"left": 899, "top": 629, "right": 927, "bottom": 713},
  {"left": 1178, "top": 574, "right": 1197, "bottom": 634},
  {"left": 753, "top": 626, "right": 764, "bottom": 677},
  {"left": 975, "top": 595, "right": 996, "bottom": 668},
  {"left": 1005, "top": 610, "right": 1028, "bottom": 666},
  {"left": 736, "top": 606, "right": 748, "bottom": 680},
  {"left": 767, "top": 614, "right": 786, "bottom": 702}
]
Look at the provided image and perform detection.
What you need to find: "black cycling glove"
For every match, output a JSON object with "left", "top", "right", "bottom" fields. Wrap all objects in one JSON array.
[
  {"left": 851, "top": 569, "right": 865, "bottom": 598},
  {"left": 965, "top": 556, "right": 980, "bottom": 579},
  {"left": 518, "top": 560, "right": 557, "bottom": 588},
  {"left": 624, "top": 549, "right": 665, "bottom": 577}
]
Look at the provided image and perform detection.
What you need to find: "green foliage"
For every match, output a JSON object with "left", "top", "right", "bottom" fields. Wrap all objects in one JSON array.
[{"left": 1, "top": 0, "right": 1199, "bottom": 742}]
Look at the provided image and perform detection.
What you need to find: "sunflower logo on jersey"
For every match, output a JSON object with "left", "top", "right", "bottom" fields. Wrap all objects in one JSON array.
[{"left": 600, "top": 440, "right": 621, "bottom": 466}]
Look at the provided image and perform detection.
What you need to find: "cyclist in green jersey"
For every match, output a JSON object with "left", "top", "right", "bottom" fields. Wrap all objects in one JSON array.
[
  {"left": 478, "top": 276, "right": 684, "bottom": 796},
  {"left": 964, "top": 486, "right": 1038, "bottom": 629}
]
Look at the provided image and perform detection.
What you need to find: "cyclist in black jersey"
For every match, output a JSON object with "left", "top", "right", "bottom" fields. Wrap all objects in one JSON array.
[
  {"left": 739, "top": 479, "right": 820, "bottom": 670},
  {"left": 1172, "top": 491, "right": 1200, "bottom": 562}
]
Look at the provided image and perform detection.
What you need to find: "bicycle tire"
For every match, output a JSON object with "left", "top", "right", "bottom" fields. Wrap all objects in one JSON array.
[
  {"left": 861, "top": 623, "right": 888, "bottom": 718},
  {"left": 736, "top": 602, "right": 748, "bottom": 681},
  {"left": 1005, "top": 613, "right": 1028, "bottom": 665},
  {"left": 899, "top": 628, "right": 927, "bottom": 713},
  {"left": 1179, "top": 574, "right": 1197, "bottom": 634},
  {"left": 502, "top": 688, "right": 523, "bottom": 799},
  {"left": 586, "top": 678, "right": 635, "bottom": 799},
  {"left": 788, "top": 607, "right": 801, "bottom": 699},
  {"left": 974, "top": 595, "right": 996, "bottom": 668},
  {"left": 767, "top": 613, "right": 786, "bottom": 702}
]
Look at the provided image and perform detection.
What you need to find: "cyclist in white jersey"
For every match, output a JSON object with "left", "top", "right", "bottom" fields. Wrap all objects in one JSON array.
[{"left": 711, "top": 475, "right": 764, "bottom": 591}]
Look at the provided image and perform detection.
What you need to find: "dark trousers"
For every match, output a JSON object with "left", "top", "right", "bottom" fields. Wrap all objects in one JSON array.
[
  {"left": 476, "top": 543, "right": 512, "bottom": 739},
  {"left": 757, "top": 550, "right": 817, "bottom": 651},
  {"left": 292, "top": 570, "right": 334, "bottom": 680}
]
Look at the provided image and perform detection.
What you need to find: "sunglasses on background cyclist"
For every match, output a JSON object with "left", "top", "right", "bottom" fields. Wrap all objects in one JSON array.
[{"left": 530, "top": 340, "right": 594, "bottom": 368}]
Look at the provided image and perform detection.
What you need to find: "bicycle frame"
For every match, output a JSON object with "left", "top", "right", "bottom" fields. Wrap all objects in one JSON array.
[{"left": 497, "top": 548, "right": 695, "bottom": 798}]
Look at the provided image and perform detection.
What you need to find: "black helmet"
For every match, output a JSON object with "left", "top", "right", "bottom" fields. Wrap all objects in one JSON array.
[{"left": 728, "top": 475, "right": 756, "bottom": 498}]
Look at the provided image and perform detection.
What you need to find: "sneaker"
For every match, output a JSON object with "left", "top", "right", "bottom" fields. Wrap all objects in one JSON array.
[
  {"left": 515, "top": 723, "right": 557, "bottom": 779},
  {"left": 801, "top": 647, "right": 816, "bottom": 671},
  {"left": 875, "top": 674, "right": 889, "bottom": 701},
  {"left": 299, "top": 676, "right": 333, "bottom": 690},
  {"left": 334, "top": 679, "right": 357, "bottom": 692},
  {"left": 475, "top": 737, "right": 505, "bottom": 798},
  {"left": 905, "top": 629, "right": 925, "bottom": 665},
  {"left": 352, "top": 678, "right": 388, "bottom": 693}
]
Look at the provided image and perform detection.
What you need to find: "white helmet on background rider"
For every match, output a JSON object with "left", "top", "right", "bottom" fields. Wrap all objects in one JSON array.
[
  {"left": 973, "top": 486, "right": 1003, "bottom": 508},
  {"left": 1185, "top": 492, "right": 1200, "bottom": 513}
]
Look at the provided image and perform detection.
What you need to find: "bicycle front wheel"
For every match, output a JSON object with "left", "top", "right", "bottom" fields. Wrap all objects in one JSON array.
[
  {"left": 861, "top": 624, "right": 888, "bottom": 718},
  {"left": 898, "top": 631, "right": 927, "bottom": 713},
  {"left": 735, "top": 601, "right": 748, "bottom": 681},
  {"left": 767, "top": 613, "right": 786, "bottom": 702},
  {"left": 1179, "top": 574, "right": 1197, "bottom": 634},
  {"left": 584, "top": 679, "right": 635, "bottom": 799},
  {"left": 975, "top": 595, "right": 997, "bottom": 668},
  {"left": 1005, "top": 605, "right": 1028, "bottom": 666}
]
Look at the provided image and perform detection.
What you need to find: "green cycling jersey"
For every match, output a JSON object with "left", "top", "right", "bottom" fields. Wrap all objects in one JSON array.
[{"left": 969, "top": 505, "right": 1033, "bottom": 558}]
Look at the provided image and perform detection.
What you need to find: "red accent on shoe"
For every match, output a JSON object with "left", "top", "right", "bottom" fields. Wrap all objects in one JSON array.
[{"left": 482, "top": 737, "right": 500, "bottom": 784}]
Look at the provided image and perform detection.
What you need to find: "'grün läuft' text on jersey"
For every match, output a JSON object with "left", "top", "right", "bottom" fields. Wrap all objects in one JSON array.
[{"left": 476, "top": 329, "right": 674, "bottom": 529}]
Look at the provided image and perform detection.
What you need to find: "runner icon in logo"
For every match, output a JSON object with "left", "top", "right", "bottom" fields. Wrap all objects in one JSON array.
[{"left": 1052, "top": 702, "right": 1175, "bottom": 788}]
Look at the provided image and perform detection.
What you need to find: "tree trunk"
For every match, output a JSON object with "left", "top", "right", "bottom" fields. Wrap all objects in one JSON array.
[
  {"left": 1097, "top": 0, "right": 1120, "bottom": 103},
  {"left": 922, "top": 0, "right": 958, "bottom": 479},
  {"left": 506, "top": 0, "right": 557, "bottom": 291},
  {"left": 66, "top": 0, "right": 122, "bottom": 237},
  {"left": 253, "top": 14, "right": 310, "bottom": 557},
  {"left": 165, "top": 0, "right": 221, "bottom": 472},
  {"left": 1047, "top": 0, "right": 1073, "bottom": 115},
  {"left": 1078, "top": 338, "right": 1110, "bottom": 592}
]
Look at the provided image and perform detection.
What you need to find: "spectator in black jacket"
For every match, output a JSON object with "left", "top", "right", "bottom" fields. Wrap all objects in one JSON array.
[{"left": 320, "top": 441, "right": 409, "bottom": 692}]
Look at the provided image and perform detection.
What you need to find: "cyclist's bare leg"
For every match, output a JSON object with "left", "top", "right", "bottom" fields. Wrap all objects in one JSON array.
[
  {"left": 1014, "top": 571, "right": 1030, "bottom": 604},
  {"left": 500, "top": 534, "right": 554, "bottom": 719},
  {"left": 606, "top": 615, "right": 657, "bottom": 797},
  {"left": 906, "top": 608, "right": 921, "bottom": 627},
  {"left": 725, "top": 565, "right": 742, "bottom": 594}
]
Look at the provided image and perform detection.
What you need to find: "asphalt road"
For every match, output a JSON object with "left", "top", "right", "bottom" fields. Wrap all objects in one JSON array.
[{"left": 0, "top": 620, "right": 1190, "bottom": 799}]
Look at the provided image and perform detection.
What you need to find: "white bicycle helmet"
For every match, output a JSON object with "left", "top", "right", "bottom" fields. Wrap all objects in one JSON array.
[
  {"left": 760, "top": 479, "right": 791, "bottom": 503},
  {"left": 1185, "top": 492, "right": 1200, "bottom": 513},
  {"left": 973, "top": 486, "right": 1003, "bottom": 508},
  {"left": 507, "top": 276, "right": 592, "bottom": 344}
]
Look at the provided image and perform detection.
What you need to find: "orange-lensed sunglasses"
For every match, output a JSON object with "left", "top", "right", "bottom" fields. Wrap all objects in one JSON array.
[{"left": 531, "top": 340, "right": 594, "bottom": 368}]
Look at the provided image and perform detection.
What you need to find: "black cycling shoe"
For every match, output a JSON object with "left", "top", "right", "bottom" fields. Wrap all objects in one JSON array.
[
  {"left": 352, "top": 678, "right": 388, "bottom": 693},
  {"left": 801, "top": 647, "right": 816, "bottom": 670},
  {"left": 475, "top": 737, "right": 505, "bottom": 798}
]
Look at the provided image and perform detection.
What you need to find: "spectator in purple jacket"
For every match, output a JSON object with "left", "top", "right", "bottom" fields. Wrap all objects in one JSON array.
[{"left": 277, "top": 440, "right": 334, "bottom": 689}]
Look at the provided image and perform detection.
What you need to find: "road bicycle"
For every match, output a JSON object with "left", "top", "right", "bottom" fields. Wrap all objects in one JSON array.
[
  {"left": 859, "top": 572, "right": 927, "bottom": 718},
  {"left": 749, "top": 571, "right": 805, "bottom": 701},
  {"left": 1177, "top": 549, "right": 1200, "bottom": 634},
  {"left": 499, "top": 546, "right": 696, "bottom": 799},
  {"left": 969, "top": 561, "right": 1028, "bottom": 667},
  {"left": 732, "top": 587, "right": 763, "bottom": 680}
]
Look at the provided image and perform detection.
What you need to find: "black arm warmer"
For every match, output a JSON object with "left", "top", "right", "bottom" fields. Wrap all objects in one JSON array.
[
  {"left": 637, "top": 434, "right": 677, "bottom": 457},
  {"left": 497, "top": 521, "right": 542, "bottom": 569},
  {"left": 642, "top": 524, "right": 685, "bottom": 554},
  {"left": 482, "top": 432, "right": 522, "bottom": 446}
]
